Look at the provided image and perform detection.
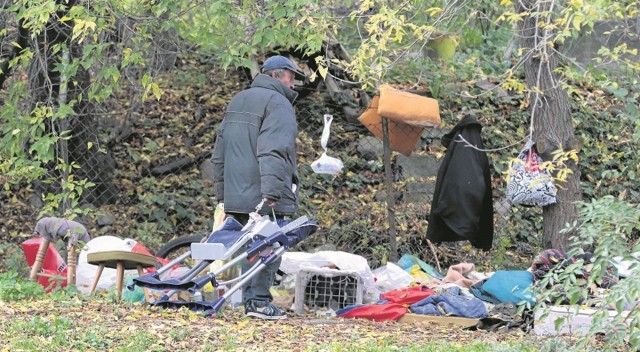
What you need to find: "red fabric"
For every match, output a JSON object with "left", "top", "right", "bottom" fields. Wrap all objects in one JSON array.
[
  {"left": 131, "top": 242, "right": 153, "bottom": 256},
  {"left": 380, "top": 285, "right": 436, "bottom": 305},
  {"left": 339, "top": 303, "right": 408, "bottom": 322},
  {"left": 525, "top": 148, "right": 541, "bottom": 172},
  {"left": 130, "top": 242, "right": 163, "bottom": 273}
]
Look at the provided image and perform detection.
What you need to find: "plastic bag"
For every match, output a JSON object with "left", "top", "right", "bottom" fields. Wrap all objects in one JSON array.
[
  {"left": 372, "top": 262, "right": 414, "bottom": 293},
  {"left": 397, "top": 253, "right": 443, "bottom": 280},
  {"left": 506, "top": 140, "right": 557, "bottom": 207},
  {"left": 212, "top": 203, "right": 226, "bottom": 231},
  {"left": 311, "top": 114, "right": 343, "bottom": 175},
  {"left": 122, "top": 274, "right": 145, "bottom": 303}
]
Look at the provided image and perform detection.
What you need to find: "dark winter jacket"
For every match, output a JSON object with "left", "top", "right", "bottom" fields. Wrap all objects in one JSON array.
[
  {"left": 426, "top": 115, "right": 494, "bottom": 250},
  {"left": 212, "top": 74, "right": 300, "bottom": 215}
]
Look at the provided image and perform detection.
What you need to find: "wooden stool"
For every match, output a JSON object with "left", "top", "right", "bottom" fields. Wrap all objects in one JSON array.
[
  {"left": 87, "top": 251, "right": 156, "bottom": 301},
  {"left": 29, "top": 238, "right": 79, "bottom": 286}
]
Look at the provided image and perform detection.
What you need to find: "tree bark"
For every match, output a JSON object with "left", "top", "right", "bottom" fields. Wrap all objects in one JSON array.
[{"left": 516, "top": 0, "right": 581, "bottom": 251}]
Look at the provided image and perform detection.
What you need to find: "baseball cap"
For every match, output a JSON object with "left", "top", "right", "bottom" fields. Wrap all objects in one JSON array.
[{"left": 263, "top": 55, "right": 305, "bottom": 80}]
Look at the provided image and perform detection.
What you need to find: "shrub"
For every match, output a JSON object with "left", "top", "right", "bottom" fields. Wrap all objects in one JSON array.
[{"left": 534, "top": 196, "right": 640, "bottom": 350}]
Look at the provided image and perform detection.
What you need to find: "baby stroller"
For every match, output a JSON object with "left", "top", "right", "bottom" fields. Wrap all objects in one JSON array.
[{"left": 129, "top": 209, "right": 318, "bottom": 317}]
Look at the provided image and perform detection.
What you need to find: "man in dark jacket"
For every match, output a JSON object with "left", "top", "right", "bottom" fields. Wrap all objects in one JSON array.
[{"left": 212, "top": 55, "right": 305, "bottom": 320}]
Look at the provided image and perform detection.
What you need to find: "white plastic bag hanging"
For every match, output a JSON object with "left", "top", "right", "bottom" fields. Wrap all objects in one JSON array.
[{"left": 311, "top": 114, "right": 344, "bottom": 175}]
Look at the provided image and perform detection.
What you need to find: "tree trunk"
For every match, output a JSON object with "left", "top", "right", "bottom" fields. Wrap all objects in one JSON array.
[
  {"left": 516, "top": 0, "right": 582, "bottom": 251},
  {"left": 27, "top": 0, "right": 118, "bottom": 207}
]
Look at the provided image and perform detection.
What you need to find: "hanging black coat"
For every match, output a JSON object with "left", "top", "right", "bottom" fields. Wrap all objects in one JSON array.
[{"left": 426, "top": 115, "right": 494, "bottom": 250}]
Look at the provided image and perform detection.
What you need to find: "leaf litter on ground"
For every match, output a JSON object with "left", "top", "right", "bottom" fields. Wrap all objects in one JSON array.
[{"left": 0, "top": 293, "right": 559, "bottom": 352}]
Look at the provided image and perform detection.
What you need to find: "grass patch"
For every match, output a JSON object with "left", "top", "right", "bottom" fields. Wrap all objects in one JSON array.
[
  {"left": 0, "top": 272, "right": 587, "bottom": 352},
  {"left": 0, "top": 271, "right": 45, "bottom": 301},
  {"left": 314, "top": 339, "right": 539, "bottom": 352}
]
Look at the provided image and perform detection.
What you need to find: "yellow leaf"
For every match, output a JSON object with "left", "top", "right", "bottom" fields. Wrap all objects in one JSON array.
[
  {"left": 236, "top": 319, "right": 249, "bottom": 330},
  {"left": 426, "top": 7, "right": 442, "bottom": 16},
  {"left": 572, "top": 15, "right": 583, "bottom": 31},
  {"left": 151, "top": 83, "right": 162, "bottom": 100},
  {"left": 318, "top": 65, "right": 328, "bottom": 79}
]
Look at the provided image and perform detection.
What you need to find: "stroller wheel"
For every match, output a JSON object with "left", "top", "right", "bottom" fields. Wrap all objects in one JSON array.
[{"left": 155, "top": 234, "right": 204, "bottom": 268}]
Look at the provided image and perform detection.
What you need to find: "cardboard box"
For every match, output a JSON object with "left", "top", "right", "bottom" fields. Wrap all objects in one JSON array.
[
  {"left": 358, "top": 96, "right": 425, "bottom": 156},
  {"left": 398, "top": 313, "right": 479, "bottom": 328},
  {"left": 378, "top": 85, "right": 441, "bottom": 127}
]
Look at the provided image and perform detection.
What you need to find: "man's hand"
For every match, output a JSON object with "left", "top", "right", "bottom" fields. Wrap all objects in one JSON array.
[{"left": 262, "top": 198, "right": 276, "bottom": 207}]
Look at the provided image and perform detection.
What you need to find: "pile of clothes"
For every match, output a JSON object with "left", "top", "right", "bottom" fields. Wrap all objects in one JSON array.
[{"left": 334, "top": 249, "right": 632, "bottom": 332}]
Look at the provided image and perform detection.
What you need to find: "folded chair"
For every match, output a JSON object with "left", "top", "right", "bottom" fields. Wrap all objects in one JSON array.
[{"left": 129, "top": 213, "right": 317, "bottom": 316}]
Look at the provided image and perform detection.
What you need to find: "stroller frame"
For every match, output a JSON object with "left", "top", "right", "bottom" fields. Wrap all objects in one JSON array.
[{"left": 129, "top": 213, "right": 316, "bottom": 316}]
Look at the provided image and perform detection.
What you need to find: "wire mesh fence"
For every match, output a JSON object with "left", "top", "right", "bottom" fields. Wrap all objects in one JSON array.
[
  {"left": 0, "top": 90, "right": 534, "bottom": 272},
  {"left": 3, "top": 61, "right": 634, "bottom": 275}
]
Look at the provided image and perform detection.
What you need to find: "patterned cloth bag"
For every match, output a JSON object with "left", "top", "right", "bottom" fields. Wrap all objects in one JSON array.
[{"left": 506, "top": 140, "right": 557, "bottom": 206}]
